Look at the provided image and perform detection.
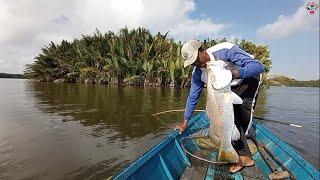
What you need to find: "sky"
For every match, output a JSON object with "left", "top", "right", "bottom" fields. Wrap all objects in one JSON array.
[{"left": 0, "top": 0, "right": 319, "bottom": 80}]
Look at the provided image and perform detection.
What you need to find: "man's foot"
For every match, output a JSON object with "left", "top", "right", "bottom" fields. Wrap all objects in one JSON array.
[
  {"left": 229, "top": 159, "right": 243, "bottom": 173},
  {"left": 241, "top": 156, "right": 254, "bottom": 167},
  {"left": 229, "top": 156, "right": 254, "bottom": 173}
]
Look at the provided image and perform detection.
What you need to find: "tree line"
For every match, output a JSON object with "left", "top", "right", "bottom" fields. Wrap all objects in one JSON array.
[
  {"left": 24, "top": 27, "right": 271, "bottom": 88},
  {"left": 266, "top": 76, "right": 319, "bottom": 87},
  {"left": 0, "top": 73, "right": 24, "bottom": 79}
]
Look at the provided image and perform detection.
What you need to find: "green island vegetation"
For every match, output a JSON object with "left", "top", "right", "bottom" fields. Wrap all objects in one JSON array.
[
  {"left": 24, "top": 27, "right": 273, "bottom": 88},
  {"left": 266, "top": 75, "right": 319, "bottom": 87},
  {"left": 0, "top": 73, "right": 24, "bottom": 79}
]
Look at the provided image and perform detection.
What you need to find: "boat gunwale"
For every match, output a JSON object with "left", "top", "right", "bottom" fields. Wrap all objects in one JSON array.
[
  {"left": 253, "top": 122, "right": 320, "bottom": 179},
  {"left": 113, "top": 113, "right": 204, "bottom": 179}
]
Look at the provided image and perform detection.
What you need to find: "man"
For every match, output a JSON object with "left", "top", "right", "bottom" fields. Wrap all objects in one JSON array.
[{"left": 176, "top": 40, "right": 264, "bottom": 173}]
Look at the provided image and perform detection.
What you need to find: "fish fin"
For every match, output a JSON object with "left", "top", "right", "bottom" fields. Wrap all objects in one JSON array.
[
  {"left": 231, "top": 92, "right": 243, "bottom": 104},
  {"left": 218, "top": 147, "right": 239, "bottom": 163},
  {"left": 231, "top": 125, "right": 240, "bottom": 141},
  {"left": 209, "top": 133, "right": 220, "bottom": 149},
  {"left": 230, "top": 79, "right": 242, "bottom": 86}
]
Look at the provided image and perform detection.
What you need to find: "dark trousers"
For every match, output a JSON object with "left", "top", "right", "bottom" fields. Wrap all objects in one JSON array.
[{"left": 231, "top": 74, "right": 262, "bottom": 156}]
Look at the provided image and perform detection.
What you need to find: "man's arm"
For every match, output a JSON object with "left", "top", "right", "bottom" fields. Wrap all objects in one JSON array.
[
  {"left": 226, "top": 45, "right": 264, "bottom": 78},
  {"left": 184, "top": 67, "right": 204, "bottom": 121},
  {"left": 176, "top": 67, "right": 204, "bottom": 133},
  {"left": 212, "top": 43, "right": 265, "bottom": 78}
]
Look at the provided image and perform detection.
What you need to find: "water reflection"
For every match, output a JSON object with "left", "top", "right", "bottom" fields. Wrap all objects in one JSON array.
[
  {"left": 1, "top": 79, "right": 318, "bottom": 180},
  {"left": 26, "top": 83, "right": 197, "bottom": 139},
  {"left": 27, "top": 82, "right": 319, "bottom": 173},
  {"left": 253, "top": 86, "right": 269, "bottom": 118},
  {"left": 27, "top": 82, "right": 269, "bottom": 138},
  {"left": 20, "top": 82, "right": 208, "bottom": 178}
]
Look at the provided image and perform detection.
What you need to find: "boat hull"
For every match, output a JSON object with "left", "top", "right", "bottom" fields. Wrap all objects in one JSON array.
[{"left": 113, "top": 112, "right": 320, "bottom": 179}]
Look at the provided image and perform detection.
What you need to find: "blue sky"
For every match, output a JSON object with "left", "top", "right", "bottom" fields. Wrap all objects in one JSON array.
[
  {"left": 0, "top": 0, "right": 319, "bottom": 80},
  {"left": 192, "top": 0, "right": 319, "bottom": 80}
]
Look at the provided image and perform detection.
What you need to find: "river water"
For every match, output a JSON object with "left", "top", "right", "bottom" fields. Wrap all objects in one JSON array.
[{"left": 0, "top": 79, "right": 319, "bottom": 179}]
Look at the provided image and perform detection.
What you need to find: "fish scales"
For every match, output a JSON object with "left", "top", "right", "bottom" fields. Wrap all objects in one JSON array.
[{"left": 206, "top": 60, "right": 240, "bottom": 163}]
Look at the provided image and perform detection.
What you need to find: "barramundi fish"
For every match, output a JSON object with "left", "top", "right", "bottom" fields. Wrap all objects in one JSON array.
[{"left": 206, "top": 60, "right": 243, "bottom": 163}]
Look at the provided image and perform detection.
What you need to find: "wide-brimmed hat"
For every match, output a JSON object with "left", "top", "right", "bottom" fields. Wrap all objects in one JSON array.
[{"left": 181, "top": 40, "right": 202, "bottom": 67}]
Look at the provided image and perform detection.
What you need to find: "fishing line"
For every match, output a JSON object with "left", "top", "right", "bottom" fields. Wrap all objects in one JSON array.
[
  {"left": 152, "top": 109, "right": 302, "bottom": 128},
  {"left": 152, "top": 109, "right": 205, "bottom": 116},
  {"left": 152, "top": 109, "right": 205, "bottom": 127}
]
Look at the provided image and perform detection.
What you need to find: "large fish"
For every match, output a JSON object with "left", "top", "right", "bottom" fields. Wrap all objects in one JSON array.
[{"left": 206, "top": 60, "right": 243, "bottom": 163}]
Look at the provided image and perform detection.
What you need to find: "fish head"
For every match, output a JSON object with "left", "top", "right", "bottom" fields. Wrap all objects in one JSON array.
[{"left": 206, "top": 61, "right": 232, "bottom": 90}]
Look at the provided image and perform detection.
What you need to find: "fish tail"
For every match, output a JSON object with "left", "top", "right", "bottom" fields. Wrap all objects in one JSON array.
[{"left": 218, "top": 147, "right": 239, "bottom": 163}]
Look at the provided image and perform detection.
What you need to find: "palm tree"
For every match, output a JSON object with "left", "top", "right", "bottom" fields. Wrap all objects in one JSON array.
[{"left": 25, "top": 27, "right": 272, "bottom": 88}]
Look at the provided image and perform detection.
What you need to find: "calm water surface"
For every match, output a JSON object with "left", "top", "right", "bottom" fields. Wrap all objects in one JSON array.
[{"left": 0, "top": 79, "right": 319, "bottom": 179}]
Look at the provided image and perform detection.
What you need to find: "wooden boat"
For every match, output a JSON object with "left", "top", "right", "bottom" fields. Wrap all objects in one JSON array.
[{"left": 113, "top": 112, "right": 320, "bottom": 179}]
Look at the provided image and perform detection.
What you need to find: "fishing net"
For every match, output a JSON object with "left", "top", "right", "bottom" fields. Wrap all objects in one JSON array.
[{"left": 180, "top": 134, "right": 235, "bottom": 179}]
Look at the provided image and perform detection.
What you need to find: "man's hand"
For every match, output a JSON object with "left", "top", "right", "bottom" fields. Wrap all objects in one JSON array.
[
  {"left": 175, "top": 120, "right": 188, "bottom": 134},
  {"left": 231, "top": 68, "right": 240, "bottom": 79}
]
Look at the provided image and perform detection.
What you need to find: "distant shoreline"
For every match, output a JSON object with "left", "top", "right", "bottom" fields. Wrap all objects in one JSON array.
[
  {"left": 0, "top": 73, "right": 25, "bottom": 79},
  {"left": 1, "top": 73, "right": 318, "bottom": 88},
  {"left": 266, "top": 75, "right": 319, "bottom": 88}
]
